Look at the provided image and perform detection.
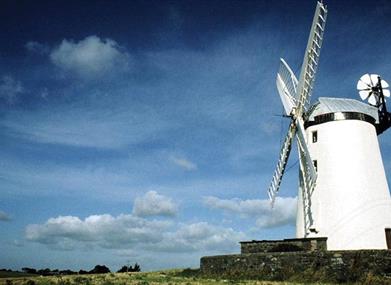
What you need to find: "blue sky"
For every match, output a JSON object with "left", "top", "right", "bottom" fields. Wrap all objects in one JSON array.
[{"left": 1, "top": 0, "right": 391, "bottom": 272}]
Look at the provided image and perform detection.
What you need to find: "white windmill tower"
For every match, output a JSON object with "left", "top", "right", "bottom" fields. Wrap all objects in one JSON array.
[{"left": 267, "top": 1, "right": 391, "bottom": 250}]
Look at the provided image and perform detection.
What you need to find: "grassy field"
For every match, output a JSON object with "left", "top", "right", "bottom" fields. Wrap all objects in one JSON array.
[
  {"left": 1, "top": 269, "right": 390, "bottom": 285},
  {"left": 0, "top": 269, "right": 337, "bottom": 285}
]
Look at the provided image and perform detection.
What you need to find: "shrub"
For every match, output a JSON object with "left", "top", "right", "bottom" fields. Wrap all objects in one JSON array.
[
  {"left": 117, "top": 266, "right": 128, "bottom": 273},
  {"left": 117, "top": 263, "right": 141, "bottom": 273},
  {"left": 89, "top": 265, "right": 110, "bottom": 274}
]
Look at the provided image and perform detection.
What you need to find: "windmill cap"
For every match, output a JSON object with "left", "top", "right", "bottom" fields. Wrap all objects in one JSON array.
[{"left": 306, "top": 97, "right": 379, "bottom": 124}]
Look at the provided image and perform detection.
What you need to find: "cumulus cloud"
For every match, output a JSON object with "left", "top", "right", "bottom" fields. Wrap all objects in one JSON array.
[
  {"left": 132, "top": 191, "right": 178, "bottom": 217},
  {"left": 26, "top": 214, "right": 170, "bottom": 250},
  {"left": 203, "top": 196, "right": 297, "bottom": 228},
  {"left": 169, "top": 156, "right": 197, "bottom": 171},
  {"left": 0, "top": 210, "right": 11, "bottom": 221},
  {"left": 50, "top": 35, "right": 130, "bottom": 79},
  {"left": 25, "top": 191, "right": 242, "bottom": 252},
  {"left": 0, "top": 76, "right": 24, "bottom": 103},
  {"left": 25, "top": 214, "right": 243, "bottom": 253},
  {"left": 154, "top": 222, "right": 245, "bottom": 252}
]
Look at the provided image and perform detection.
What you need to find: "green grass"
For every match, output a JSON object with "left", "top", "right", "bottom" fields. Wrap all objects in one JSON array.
[
  {"left": 0, "top": 269, "right": 388, "bottom": 285},
  {"left": 0, "top": 269, "right": 318, "bottom": 285}
]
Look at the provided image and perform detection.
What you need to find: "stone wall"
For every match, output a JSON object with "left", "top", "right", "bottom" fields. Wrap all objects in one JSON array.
[
  {"left": 200, "top": 250, "right": 391, "bottom": 283},
  {"left": 240, "top": 237, "right": 327, "bottom": 254}
]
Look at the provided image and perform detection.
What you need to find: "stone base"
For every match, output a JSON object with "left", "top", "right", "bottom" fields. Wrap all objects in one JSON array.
[
  {"left": 200, "top": 238, "right": 391, "bottom": 282},
  {"left": 240, "top": 237, "right": 327, "bottom": 253}
]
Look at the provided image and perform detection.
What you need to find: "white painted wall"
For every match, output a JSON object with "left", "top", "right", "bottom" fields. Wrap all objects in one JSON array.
[{"left": 296, "top": 118, "right": 391, "bottom": 250}]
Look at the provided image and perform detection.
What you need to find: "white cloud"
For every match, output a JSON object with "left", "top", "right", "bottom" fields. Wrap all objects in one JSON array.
[
  {"left": 50, "top": 35, "right": 130, "bottom": 79},
  {"left": 26, "top": 214, "right": 170, "bottom": 250},
  {"left": 25, "top": 214, "right": 243, "bottom": 253},
  {"left": 0, "top": 76, "right": 24, "bottom": 103},
  {"left": 203, "top": 196, "right": 297, "bottom": 228},
  {"left": 0, "top": 210, "right": 11, "bottom": 221},
  {"left": 169, "top": 156, "right": 197, "bottom": 171},
  {"left": 25, "top": 191, "right": 242, "bottom": 252},
  {"left": 132, "top": 191, "right": 178, "bottom": 217},
  {"left": 150, "top": 222, "right": 244, "bottom": 252}
]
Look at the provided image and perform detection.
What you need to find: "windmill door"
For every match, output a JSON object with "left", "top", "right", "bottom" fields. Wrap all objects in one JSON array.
[{"left": 386, "top": 228, "right": 391, "bottom": 249}]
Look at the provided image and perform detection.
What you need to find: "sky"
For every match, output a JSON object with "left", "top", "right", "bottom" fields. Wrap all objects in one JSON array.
[{"left": 1, "top": 0, "right": 391, "bottom": 272}]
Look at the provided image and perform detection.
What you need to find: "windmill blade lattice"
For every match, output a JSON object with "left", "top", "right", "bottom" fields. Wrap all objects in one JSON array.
[
  {"left": 295, "top": 1, "right": 328, "bottom": 115},
  {"left": 276, "top": 58, "right": 299, "bottom": 116},
  {"left": 267, "top": 1, "right": 327, "bottom": 207},
  {"left": 267, "top": 120, "right": 296, "bottom": 205},
  {"left": 357, "top": 73, "right": 390, "bottom": 106}
]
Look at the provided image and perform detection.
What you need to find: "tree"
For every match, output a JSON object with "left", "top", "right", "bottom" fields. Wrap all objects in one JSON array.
[
  {"left": 133, "top": 263, "right": 141, "bottom": 272},
  {"left": 37, "top": 268, "right": 51, "bottom": 276},
  {"left": 117, "top": 263, "right": 141, "bottom": 273},
  {"left": 89, "top": 265, "right": 110, "bottom": 274},
  {"left": 117, "top": 266, "right": 128, "bottom": 273},
  {"left": 60, "top": 269, "right": 76, "bottom": 275},
  {"left": 22, "top": 268, "right": 37, "bottom": 274}
]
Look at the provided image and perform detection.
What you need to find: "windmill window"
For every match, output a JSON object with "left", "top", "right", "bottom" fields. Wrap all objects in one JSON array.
[
  {"left": 313, "top": 160, "right": 318, "bottom": 172},
  {"left": 386, "top": 228, "right": 391, "bottom": 249},
  {"left": 312, "top": 131, "right": 318, "bottom": 143}
]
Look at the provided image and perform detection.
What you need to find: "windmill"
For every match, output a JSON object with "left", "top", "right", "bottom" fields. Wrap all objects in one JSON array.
[{"left": 267, "top": 1, "right": 391, "bottom": 250}]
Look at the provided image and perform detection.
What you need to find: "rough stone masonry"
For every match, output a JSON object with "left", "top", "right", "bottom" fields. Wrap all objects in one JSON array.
[{"left": 200, "top": 238, "right": 391, "bottom": 283}]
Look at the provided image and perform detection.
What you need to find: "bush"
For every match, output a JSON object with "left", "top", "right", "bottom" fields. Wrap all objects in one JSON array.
[
  {"left": 133, "top": 263, "right": 141, "bottom": 272},
  {"left": 89, "top": 265, "right": 110, "bottom": 274},
  {"left": 117, "top": 266, "right": 128, "bottom": 273},
  {"left": 22, "top": 268, "right": 37, "bottom": 274},
  {"left": 117, "top": 263, "right": 141, "bottom": 273}
]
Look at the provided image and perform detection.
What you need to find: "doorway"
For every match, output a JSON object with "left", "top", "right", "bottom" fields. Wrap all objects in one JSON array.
[{"left": 386, "top": 228, "right": 391, "bottom": 249}]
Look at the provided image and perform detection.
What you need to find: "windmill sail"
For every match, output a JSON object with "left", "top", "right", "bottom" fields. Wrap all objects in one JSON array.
[
  {"left": 296, "top": 1, "right": 327, "bottom": 115},
  {"left": 276, "top": 58, "right": 298, "bottom": 115},
  {"left": 267, "top": 1, "right": 327, "bottom": 209},
  {"left": 296, "top": 117, "right": 317, "bottom": 189},
  {"left": 267, "top": 120, "right": 296, "bottom": 204},
  {"left": 264, "top": 0, "right": 391, "bottom": 251}
]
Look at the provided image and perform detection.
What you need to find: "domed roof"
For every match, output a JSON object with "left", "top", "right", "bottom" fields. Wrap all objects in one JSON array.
[{"left": 307, "top": 97, "right": 379, "bottom": 123}]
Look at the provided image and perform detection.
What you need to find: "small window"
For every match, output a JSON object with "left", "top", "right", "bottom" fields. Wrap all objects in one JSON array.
[
  {"left": 313, "top": 160, "right": 318, "bottom": 172},
  {"left": 386, "top": 228, "right": 391, "bottom": 249},
  {"left": 312, "top": 131, "right": 318, "bottom": 143}
]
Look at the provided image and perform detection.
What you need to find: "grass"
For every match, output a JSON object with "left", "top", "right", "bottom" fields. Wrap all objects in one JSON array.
[
  {"left": 0, "top": 269, "right": 389, "bottom": 285},
  {"left": 0, "top": 269, "right": 327, "bottom": 285}
]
